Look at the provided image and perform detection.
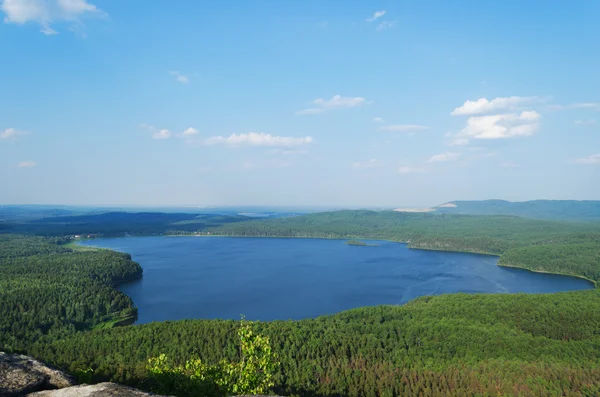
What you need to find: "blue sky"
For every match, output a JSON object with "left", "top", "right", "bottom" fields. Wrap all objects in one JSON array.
[{"left": 1, "top": 0, "right": 599, "bottom": 208}]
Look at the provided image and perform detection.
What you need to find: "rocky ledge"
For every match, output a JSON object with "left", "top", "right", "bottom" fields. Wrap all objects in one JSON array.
[
  {"left": 28, "top": 382, "right": 170, "bottom": 396},
  {"left": 0, "top": 352, "right": 75, "bottom": 396}
]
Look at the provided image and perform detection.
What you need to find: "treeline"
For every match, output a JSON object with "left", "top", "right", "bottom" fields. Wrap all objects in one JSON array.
[
  {"left": 1, "top": 212, "right": 249, "bottom": 237},
  {"left": 499, "top": 242, "right": 600, "bottom": 283},
  {"left": 0, "top": 235, "right": 142, "bottom": 352},
  {"left": 433, "top": 199, "right": 600, "bottom": 222},
  {"left": 30, "top": 290, "right": 600, "bottom": 396}
]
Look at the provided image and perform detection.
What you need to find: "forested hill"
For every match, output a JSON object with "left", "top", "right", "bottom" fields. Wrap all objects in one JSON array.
[
  {"left": 433, "top": 199, "right": 600, "bottom": 222},
  {"left": 210, "top": 210, "right": 600, "bottom": 283},
  {"left": 1, "top": 212, "right": 250, "bottom": 236}
]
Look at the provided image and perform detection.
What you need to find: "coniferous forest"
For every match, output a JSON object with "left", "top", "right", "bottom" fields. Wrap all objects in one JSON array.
[{"left": 2, "top": 210, "right": 600, "bottom": 396}]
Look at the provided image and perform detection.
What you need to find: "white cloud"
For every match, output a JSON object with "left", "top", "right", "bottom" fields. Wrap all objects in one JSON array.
[
  {"left": 205, "top": 132, "right": 313, "bottom": 147},
  {"left": 1, "top": 0, "right": 103, "bottom": 35},
  {"left": 457, "top": 111, "right": 541, "bottom": 140},
  {"left": 1, "top": 127, "right": 26, "bottom": 140},
  {"left": 352, "top": 158, "right": 379, "bottom": 169},
  {"left": 143, "top": 124, "right": 197, "bottom": 139},
  {"left": 296, "top": 94, "right": 368, "bottom": 115},
  {"left": 381, "top": 124, "right": 428, "bottom": 132},
  {"left": 500, "top": 161, "right": 520, "bottom": 168},
  {"left": 366, "top": 10, "right": 386, "bottom": 22},
  {"left": 451, "top": 96, "right": 539, "bottom": 116},
  {"left": 152, "top": 129, "right": 172, "bottom": 140},
  {"left": 427, "top": 152, "right": 461, "bottom": 163},
  {"left": 314, "top": 95, "right": 367, "bottom": 109},
  {"left": 17, "top": 160, "right": 37, "bottom": 168},
  {"left": 398, "top": 166, "right": 425, "bottom": 174},
  {"left": 181, "top": 127, "right": 199, "bottom": 136},
  {"left": 373, "top": 117, "right": 385, "bottom": 123},
  {"left": 169, "top": 71, "right": 189, "bottom": 84},
  {"left": 575, "top": 119, "right": 596, "bottom": 125},
  {"left": 573, "top": 153, "right": 600, "bottom": 165},
  {"left": 376, "top": 20, "right": 396, "bottom": 31}
]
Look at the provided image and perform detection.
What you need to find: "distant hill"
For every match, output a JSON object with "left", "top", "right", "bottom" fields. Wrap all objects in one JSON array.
[
  {"left": 434, "top": 200, "right": 600, "bottom": 222},
  {"left": 1, "top": 212, "right": 251, "bottom": 236}
]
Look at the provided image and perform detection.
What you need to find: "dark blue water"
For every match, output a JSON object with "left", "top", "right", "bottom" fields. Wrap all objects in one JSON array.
[{"left": 78, "top": 237, "right": 593, "bottom": 323}]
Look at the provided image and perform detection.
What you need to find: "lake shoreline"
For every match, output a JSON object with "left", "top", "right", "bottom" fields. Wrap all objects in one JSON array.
[
  {"left": 77, "top": 233, "right": 596, "bottom": 289},
  {"left": 76, "top": 234, "right": 595, "bottom": 324},
  {"left": 497, "top": 262, "right": 596, "bottom": 287}
]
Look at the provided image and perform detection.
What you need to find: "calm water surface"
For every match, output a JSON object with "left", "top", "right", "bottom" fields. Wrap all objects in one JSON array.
[{"left": 79, "top": 236, "right": 593, "bottom": 323}]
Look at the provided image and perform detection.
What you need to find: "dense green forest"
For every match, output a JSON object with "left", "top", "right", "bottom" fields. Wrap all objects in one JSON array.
[
  {"left": 26, "top": 291, "right": 600, "bottom": 396},
  {"left": 0, "top": 211, "right": 250, "bottom": 236},
  {"left": 0, "top": 235, "right": 141, "bottom": 352},
  {"left": 2, "top": 208, "right": 600, "bottom": 396},
  {"left": 433, "top": 199, "right": 600, "bottom": 222}
]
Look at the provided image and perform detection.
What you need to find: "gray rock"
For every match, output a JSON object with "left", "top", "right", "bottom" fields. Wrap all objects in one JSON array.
[
  {"left": 28, "top": 382, "right": 170, "bottom": 397},
  {"left": 0, "top": 352, "right": 75, "bottom": 396}
]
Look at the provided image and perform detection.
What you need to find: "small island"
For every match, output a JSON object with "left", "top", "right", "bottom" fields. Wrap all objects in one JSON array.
[{"left": 345, "top": 240, "right": 379, "bottom": 247}]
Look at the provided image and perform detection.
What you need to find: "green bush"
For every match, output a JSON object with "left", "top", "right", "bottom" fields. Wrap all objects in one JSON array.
[{"left": 147, "top": 319, "right": 278, "bottom": 397}]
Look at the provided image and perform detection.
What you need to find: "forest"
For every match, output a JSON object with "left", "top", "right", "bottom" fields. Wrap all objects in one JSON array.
[
  {"left": 1, "top": 209, "right": 600, "bottom": 396},
  {"left": 1, "top": 211, "right": 250, "bottom": 236},
  {"left": 0, "top": 235, "right": 141, "bottom": 352},
  {"left": 433, "top": 199, "right": 600, "bottom": 222}
]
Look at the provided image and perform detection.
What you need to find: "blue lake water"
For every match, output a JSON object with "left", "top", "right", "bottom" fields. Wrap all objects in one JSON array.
[{"left": 78, "top": 236, "right": 594, "bottom": 323}]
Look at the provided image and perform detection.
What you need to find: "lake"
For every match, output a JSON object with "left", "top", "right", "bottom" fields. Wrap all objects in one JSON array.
[{"left": 78, "top": 236, "right": 594, "bottom": 323}]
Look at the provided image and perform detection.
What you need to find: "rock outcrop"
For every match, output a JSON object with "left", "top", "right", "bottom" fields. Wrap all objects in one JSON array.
[
  {"left": 0, "top": 352, "right": 75, "bottom": 396},
  {"left": 28, "top": 382, "right": 169, "bottom": 396}
]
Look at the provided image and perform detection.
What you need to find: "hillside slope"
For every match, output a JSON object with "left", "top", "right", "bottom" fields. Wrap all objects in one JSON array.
[{"left": 434, "top": 199, "right": 600, "bottom": 222}]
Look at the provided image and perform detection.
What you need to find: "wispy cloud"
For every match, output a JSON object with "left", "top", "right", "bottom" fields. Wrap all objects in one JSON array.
[
  {"left": 17, "top": 160, "right": 37, "bottom": 168},
  {"left": 376, "top": 20, "right": 396, "bottom": 31},
  {"left": 575, "top": 119, "right": 596, "bottom": 125},
  {"left": 573, "top": 153, "right": 600, "bottom": 165},
  {"left": 1, "top": 0, "right": 105, "bottom": 35},
  {"left": 295, "top": 108, "right": 324, "bottom": 115},
  {"left": 352, "top": 158, "right": 380, "bottom": 169},
  {"left": 296, "top": 95, "right": 369, "bottom": 115},
  {"left": 381, "top": 124, "right": 428, "bottom": 132},
  {"left": 447, "top": 137, "right": 470, "bottom": 146},
  {"left": 366, "top": 10, "right": 386, "bottom": 22},
  {"left": 169, "top": 71, "right": 189, "bottom": 84},
  {"left": 205, "top": 132, "right": 313, "bottom": 147},
  {"left": 142, "top": 124, "right": 198, "bottom": 139},
  {"left": 451, "top": 96, "right": 539, "bottom": 116},
  {"left": 427, "top": 152, "right": 461, "bottom": 163},
  {"left": 373, "top": 117, "right": 385, "bottom": 123},
  {"left": 500, "top": 161, "right": 520, "bottom": 168},
  {"left": 180, "top": 127, "right": 199, "bottom": 136},
  {"left": 1, "top": 127, "right": 27, "bottom": 140},
  {"left": 152, "top": 129, "right": 172, "bottom": 140},
  {"left": 550, "top": 103, "right": 600, "bottom": 111}
]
